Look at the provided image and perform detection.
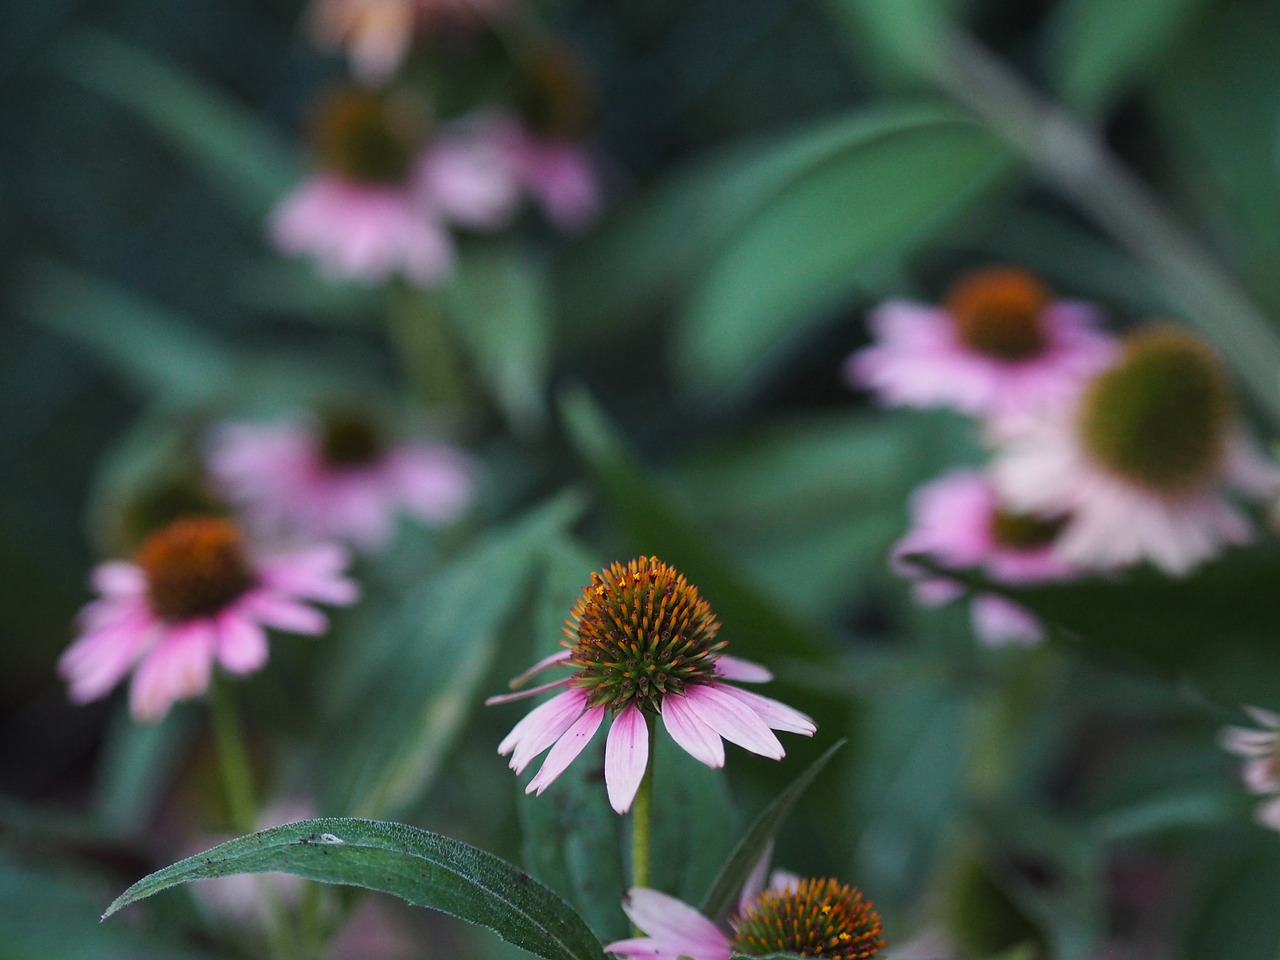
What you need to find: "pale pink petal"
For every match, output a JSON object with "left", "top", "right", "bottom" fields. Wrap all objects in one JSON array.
[
  {"left": 59, "top": 607, "right": 157, "bottom": 704},
  {"left": 241, "top": 591, "right": 328, "bottom": 635},
  {"left": 486, "top": 676, "right": 574, "bottom": 708},
  {"left": 91, "top": 562, "right": 147, "bottom": 598},
  {"left": 1245, "top": 706, "right": 1280, "bottom": 729},
  {"left": 604, "top": 936, "right": 688, "bottom": 960},
  {"left": 527, "top": 704, "right": 606, "bottom": 795},
  {"left": 418, "top": 133, "right": 520, "bottom": 230},
  {"left": 497, "top": 687, "right": 587, "bottom": 772},
  {"left": 216, "top": 612, "right": 270, "bottom": 674},
  {"left": 1221, "top": 726, "right": 1279, "bottom": 757},
  {"left": 390, "top": 444, "right": 476, "bottom": 524},
  {"left": 767, "top": 869, "right": 803, "bottom": 895},
  {"left": 660, "top": 694, "right": 725, "bottom": 769},
  {"left": 1242, "top": 757, "right": 1280, "bottom": 795},
  {"left": 1257, "top": 795, "right": 1280, "bottom": 832},
  {"left": 618, "top": 888, "right": 729, "bottom": 956},
  {"left": 971, "top": 595, "right": 1044, "bottom": 648},
  {"left": 714, "top": 655, "right": 772, "bottom": 683},
  {"left": 605, "top": 704, "right": 649, "bottom": 814},
  {"left": 682, "top": 685, "right": 785, "bottom": 760},
  {"left": 128, "top": 622, "right": 216, "bottom": 722},
  {"left": 737, "top": 841, "right": 774, "bottom": 915},
  {"left": 258, "top": 544, "right": 360, "bottom": 605},
  {"left": 504, "top": 649, "right": 573, "bottom": 691},
  {"left": 714, "top": 685, "right": 816, "bottom": 736}
]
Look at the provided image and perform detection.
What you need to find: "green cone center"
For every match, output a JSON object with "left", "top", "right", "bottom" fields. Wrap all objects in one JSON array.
[
  {"left": 1077, "top": 326, "right": 1232, "bottom": 493},
  {"left": 567, "top": 556, "right": 724, "bottom": 712},
  {"left": 319, "top": 413, "right": 385, "bottom": 468},
  {"left": 731, "top": 878, "right": 885, "bottom": 960},
  {"left": 990, "top": 509, "right": 1066, "bottom": 551}
]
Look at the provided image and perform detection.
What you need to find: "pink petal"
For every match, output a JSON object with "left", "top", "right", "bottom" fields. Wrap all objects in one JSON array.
[
  {"left": 660, "top": 694, "right": 724, "bottom": 769},
  {"left": 258, "top": 545, "right": 359, "bottom": 605},
  {"left": 618, "top": 888, "right": 729, "bottom": 956},
  {"left": 714, "top": 685, "right": 815, "bottom": 736},
  {"left": 241, "top": 591, "right": 327, "bottom": 635},
  {"left": 496, "top": 687, "right": 587, "bottom": 774},
  {"left": 60, "top": 607, "right": 156, "bottom": 703},
  {"left": 505, "top": 649, "right": 573, "bottom": 690},
  {"left": 605, "top": 704, "right": 649, "bottom": 814},
  {"left": 526, "top": 704, "right": 605, "bottom": 796},
  {"left": 128, "top": 622, "right": 216, "bottom": 722},
  {"left": 91, "top": 561, "right": 146, "bottom": 598},
  {"left": 683, "top": 685, "right": 785, "bottom": 760},
  {"left": 486, "top": 677, "right": 574, "bottom": 707},
  {"left": 216, "top": 612, "right": 269, "bottom": 674},
  {"left": 714, "top": 654, "right": 772, "bottom": 683},
  {"left": 737, "top": 840, "right": 774, "bottom": 915}
]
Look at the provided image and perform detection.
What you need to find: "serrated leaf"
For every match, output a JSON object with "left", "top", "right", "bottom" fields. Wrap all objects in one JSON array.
[
  {"left": 700, "top": 740, "right": 845, "bottom": 918},
  {"left": 54, "top": 28, "right": 299, "bottom": 221},
  {"left": 104, "top": 818, "right": 605, "bottom": 960},
  {"left": 676, "top": 111, "right": 1008, "bottom": 403}
]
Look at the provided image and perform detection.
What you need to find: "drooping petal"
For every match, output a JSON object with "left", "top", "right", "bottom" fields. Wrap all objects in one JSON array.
[
  {"left": 1246, "top": 705, "right": 1280, "bottom": 730},
  {"left": 91, "top": 561, "right": 147, "bottom": 598},
  {"left": 258, "top": 545, "right": 359, "bottom": 605},
  {"left": 714, "top": 654, "right": 772, "bottom": 683},
  {"left": 60, "top": 607, "right": 157, "bottom": 703},
  {"left": 714, "top": 685, "right": 816, "bottom": 736},
  {"left": 216, "top": 612, "right": 270, "bottom": 674},
  {"left": 505, "top": 649, "right": 574, "bottom": 690},
  {"left": 660, "top": 693, "right": 725, "bottom": 769},
  {"left": 605, "top": 704, "right": 649, "bottom": 814},
  {"left": 526, "top": 704, "right": 606, "bottom": 795},
  {"left": 497, "top": 687, "right": 586, "bottom": 774},
  {"left": 128, "top": 622, "right": 216, "bottom": 722},
  {"left": 1257, "top": 794, "right": 1280, "bottom": 832},
  {"left": 737, "top": 840, "right": 774, "bottom": 915},
  {"left": 241, "top": 591, "right": 328, "bottom": 635},
  {"left": 618, "top": 888, "right": 730, "bottom": 957},
  {"left": 486, "top": 677, "right": 574, "bottom": 707},
  {"left": 683, "top": 685, "right": 785, "bottom": 760}
]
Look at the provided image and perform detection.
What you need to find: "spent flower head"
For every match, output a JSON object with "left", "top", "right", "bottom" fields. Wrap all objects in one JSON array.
[
  {"left": 59, "top": 515, "right": 358, "bottom": 721},
  {"left": 488, "top": 556, "right": 815, "bottom": 813}
]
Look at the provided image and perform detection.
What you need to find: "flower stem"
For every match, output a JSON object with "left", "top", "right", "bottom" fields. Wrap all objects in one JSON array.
[
  {"left": 930, "top": 29, "right": 1280, "bottom": 428},
  {"left": 631, "top": 715, "right": 657, "bottom": 900}
]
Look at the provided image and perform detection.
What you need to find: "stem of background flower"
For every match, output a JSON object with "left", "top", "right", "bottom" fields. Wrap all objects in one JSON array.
[
  {"left": 210, "top": 677, "right": 304, "bottom": 960},
  {"left": 932, "top": 29, "right": 1280, "bottom": 430},
  {"left": 630, "top": 714, "right": 657, "bottom": 912}
]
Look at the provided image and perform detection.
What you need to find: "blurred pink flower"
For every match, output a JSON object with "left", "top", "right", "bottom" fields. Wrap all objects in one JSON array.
[
  {"left": 207, "top": 415, "right": 476, "bottom": 552},
  {"left": 607, "top": 874, "right": 884, "bottom": 960},
  {"left": 846, "top": 267, "right": 1116, "bottom": 425},
  {"left": 994, "top": 326, "right": 1280, "bottom": 575},
  {"left": 494, "top": 119, "right": 601, "bottom": 230},
  {"left": 59, "top": 517, "right": 357, "bottom": 722},
  {"left": 487, "top": 557, "right": 814, "bottom": 814},
  {"left": 893, "top": 469, "right": 1077, "bottom": 647},
  {"left": 311, "top": 0, "right": 512, "bottom": 85},
  {"left": 1220, "top": 706, "right": 1280, "bottom": 830}
]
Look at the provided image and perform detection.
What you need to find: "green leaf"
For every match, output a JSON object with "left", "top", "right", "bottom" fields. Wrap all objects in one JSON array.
[
  {"left": 322, "top": 492, "right": 586, "bottom": 818},
  {"left": 699, "top": 740, "right": 846, "bottom": 918},
  {"left": 821, "top": 0, "right": 952, "bottom": 79},
  {"left": 54, "top": 28, "right": 300, "bottom": 221},
  {"left": 1048, "top": 0, "right": 1210, "bottom": 115},
  {"left": 444, "top": 247, "right": 553, "bottom": 435},
  {"left": 676, "top": 111, "right": 1009, "bottom": 403},
  {"left": 104, "top": 818, "right": 606, "bottom": 960},
  {"left": 558, "top": 387, "right": 834, "bottom": 665}
]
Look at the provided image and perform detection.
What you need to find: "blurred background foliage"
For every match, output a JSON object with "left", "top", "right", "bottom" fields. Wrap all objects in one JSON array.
[{"left": 4, "top": 0, "right": 1280, "bottom": 958}]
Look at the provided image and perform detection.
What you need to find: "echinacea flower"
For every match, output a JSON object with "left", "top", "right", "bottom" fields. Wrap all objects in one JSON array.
[
  {"left": 487, "top": 556, "right": 815, "bottom": 814},
  {"left": 59, "top": 516, "right": 358, "bottom": 722},
  {"left": 845, "top": 266, "right": 1116, "bottom": 424},
  {"left": 893, "top": 469, "right": 1078, "bottom": 647},
  {"left": 206, "top": 412, "right": 475, "bottom": 552},
  {"left": 270, "top": 88, "right": 520, "bottom": 286},
  {"left": 994, "top": 325, "right": 1280, "bottom": 576},
  {"left": 1220, "top": 706, "right": 1280, "bottom": 829},
  {"left": 607, "top": 874, "right": 885, "bottom": 960}
]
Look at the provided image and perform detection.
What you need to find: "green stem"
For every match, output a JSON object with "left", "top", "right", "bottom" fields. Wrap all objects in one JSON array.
[
  {"left": 210, "top": 678, "right": 301, "bottom": 960},
  {"left": 931, "top": 30, "right": 1280, "bottom": 429},
  {"left": 631, "top": 715, "right": 657, "bottom": 899}
]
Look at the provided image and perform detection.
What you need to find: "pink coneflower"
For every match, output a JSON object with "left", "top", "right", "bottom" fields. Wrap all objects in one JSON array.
[
  {"left": 893, "top": 469, "right": 1078, "bottom": 647},
  {"left": 606, "top": 875, "right": 885, "bottom": 960},
  {"left": 59, "top": 516, "right": 358, "bottom": 722},
  {"left": 845, "top": 266, "right": 1117, "bottom": 424},
  {"left": 310, "top": 0, "right": 511, "bottom": 86},
  {"left": 206, "top": 412, "right": 475, "bottom": 553},
  {"left": 1220, "top": 706, "right": 1280, "bottom": 830},
  {"left": 994, "top": 325, "right": 1280, "bottom": 576},
  {"left": 270, "top": 88, "right": 520, "bottom": 286},
  {"left": 487, "top": 556, "right": 815, "bottom": 814}
]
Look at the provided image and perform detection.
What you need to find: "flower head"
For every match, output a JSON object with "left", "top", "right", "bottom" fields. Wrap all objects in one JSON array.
[
  {"left": 994, "top": 325, "right": 1280, "bottom": 575},
  {"left": 206, "top": 412, "right": 475, "bottom": 553},
  {"left": 893, "top": 470, "right": 1077, "bottom": 647},
  {"left": 845, "top": 266, "right": 1116, "bottom": 424},
  {"left": 59, "top": 515, "right": 358, "bottom": 721},
  {"left": 1220, "top": 706, "right": 1280, "bottom": 830},
  {"left": 607, "top": 876, "right": 885, "bottom": 960},
  {"left": 487, "top": 556, "right": 815, "bottom": 814}
]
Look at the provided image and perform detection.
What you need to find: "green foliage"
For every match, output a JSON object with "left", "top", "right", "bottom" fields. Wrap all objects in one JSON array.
[{"left": 104, "top": 818, "right": 606, "bottom": 960}]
